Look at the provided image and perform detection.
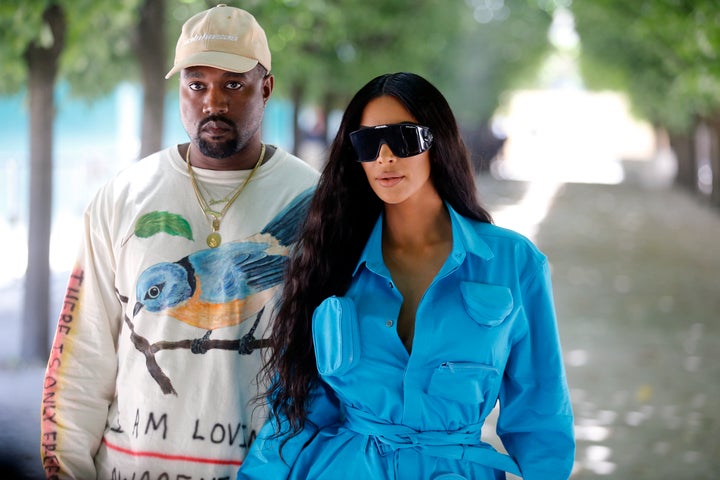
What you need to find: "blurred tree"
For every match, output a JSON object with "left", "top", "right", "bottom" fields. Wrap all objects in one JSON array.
[
  {"left": 244, "top": 0, "right": 457, "bottom": 152},
  {"left": 134, "top": 0, "right": 167, "bottom": 158},
  {"left": 0, "top": 0, "right": 140, "bottom": 362},
  {"left": 572, "top": 0, "right": 720, "bottom": 205},
  {"left": 1, "top": 2, "right": 66, "bottom": 364},
  {"left": 244, "top": 0, "right": 553, "bottom": 162},
  {"left": 433, "top": 0, "right": 554, "bottom": 171},
  {"left": 435, "top": 0, "right": 554, "bottom": 125}
]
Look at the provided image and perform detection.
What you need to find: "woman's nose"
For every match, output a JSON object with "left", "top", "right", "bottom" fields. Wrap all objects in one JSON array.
[{"left": 376, "top": 143, "right": 396, "bottom": 163}]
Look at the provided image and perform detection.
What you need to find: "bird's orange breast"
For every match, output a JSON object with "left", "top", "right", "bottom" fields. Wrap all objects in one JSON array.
[{"left": 166, "top": 277, "right": 277, "bottom": 330}]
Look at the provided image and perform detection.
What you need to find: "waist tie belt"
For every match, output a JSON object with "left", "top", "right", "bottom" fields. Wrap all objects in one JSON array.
[{"left": 344, "top": 406, "right": 521, "bottom": 477}]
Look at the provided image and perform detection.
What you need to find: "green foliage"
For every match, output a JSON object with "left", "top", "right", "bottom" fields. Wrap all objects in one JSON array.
[
  {"left": 241, "top": 0, "right": 553, "bottom": 124},
  {"left": 62, "top": 0, "right": 143, "bottom": 99},
  {"left": 1, "top": 0, "right": 555, "bottom": 124},
  {"left": 0, "top": 1, "right": 51, "bottom": 94},
  {"left": 436, "top": 0, "right": 554, "bottom": 124},
  {"left": 571, "top": 0, "right": 720, "bottom": 132},
  {"left": 0, "top": 0, "right": 142, "bottom": 98}
]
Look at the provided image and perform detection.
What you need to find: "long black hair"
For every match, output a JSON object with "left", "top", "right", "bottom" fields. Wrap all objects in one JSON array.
[{"left": 261, "top": 72, "right": 492, "bottom": 439}]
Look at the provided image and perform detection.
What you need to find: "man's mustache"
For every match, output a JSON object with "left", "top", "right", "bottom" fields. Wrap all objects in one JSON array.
[{"left": 199, "top": 115, "right": 236, "bottom": 130}]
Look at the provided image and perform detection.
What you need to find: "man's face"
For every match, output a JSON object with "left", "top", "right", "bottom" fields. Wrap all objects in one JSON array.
[{"left": 179, "top": 65, "right": 272, "bottom": 162}]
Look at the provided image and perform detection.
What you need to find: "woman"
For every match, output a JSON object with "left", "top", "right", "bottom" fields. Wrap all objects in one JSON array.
[{"left": 238, "top": 72, "right": 575, "bottom": 479}]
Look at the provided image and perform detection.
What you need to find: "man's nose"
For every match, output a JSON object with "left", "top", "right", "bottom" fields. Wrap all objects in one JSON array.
[{"left": 203, "top": 86, "right": 229, "bottom": 115}]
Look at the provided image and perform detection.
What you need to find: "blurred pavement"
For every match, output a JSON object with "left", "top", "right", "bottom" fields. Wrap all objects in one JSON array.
[{"left": 1, "top": 161, "right": 719, "bottom": 479}]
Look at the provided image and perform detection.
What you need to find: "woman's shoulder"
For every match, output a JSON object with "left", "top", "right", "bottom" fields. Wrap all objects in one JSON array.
[{"left": 463, "top": 217, "right": 548, "bottom": 265}]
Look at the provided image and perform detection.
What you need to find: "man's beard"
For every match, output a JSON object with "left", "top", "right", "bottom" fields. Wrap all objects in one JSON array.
[
  {"left": 196, "top": 115, "right": 240, "bottom": 159},
  {"left": 197, "top": 137, "right": 238, "bottom": 159}
]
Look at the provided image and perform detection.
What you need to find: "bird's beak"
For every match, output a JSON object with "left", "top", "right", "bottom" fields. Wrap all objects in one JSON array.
[{"left": 133, "top": 302, "right": 144, "bottom": 317}]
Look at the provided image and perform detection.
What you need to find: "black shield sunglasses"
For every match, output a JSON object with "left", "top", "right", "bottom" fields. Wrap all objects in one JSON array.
[{"left": 349, "top": 123, "right": 434, "bottom": 162}]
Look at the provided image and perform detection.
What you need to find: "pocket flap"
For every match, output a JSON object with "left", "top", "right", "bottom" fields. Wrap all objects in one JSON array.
[
  {"left": 312, "top": 296, "right": 361, "bottom": 376},
  {"left": 460, "top": 282, "right": 513, "bottom": 327}
]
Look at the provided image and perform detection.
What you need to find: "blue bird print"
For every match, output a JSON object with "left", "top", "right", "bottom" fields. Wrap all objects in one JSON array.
[{"left": 133, "top": 189, "right": 312, "bottom": 330}]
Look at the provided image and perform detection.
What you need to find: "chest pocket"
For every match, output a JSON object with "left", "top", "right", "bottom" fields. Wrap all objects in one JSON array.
[
  {"left": 427, "top": 362, "right": 500, "bottom": 404},
  {"left": 460, "top": 282, "right": 514, "bottom": 327},
  {"left": 312, "top": 296, "right": 361, "bottom": 376}
]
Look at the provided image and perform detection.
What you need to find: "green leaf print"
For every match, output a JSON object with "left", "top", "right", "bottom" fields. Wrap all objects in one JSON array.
[{"left": 135, "top": 212, "right": 194, "bottom": 241}]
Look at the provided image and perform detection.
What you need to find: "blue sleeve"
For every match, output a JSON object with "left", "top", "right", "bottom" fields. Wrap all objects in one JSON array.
[
  {"left": 497, "top": 260, "right": 575, "bottom": 479},
  {"left": 237, "top": 381, "right": 342, "bottom": 479}
]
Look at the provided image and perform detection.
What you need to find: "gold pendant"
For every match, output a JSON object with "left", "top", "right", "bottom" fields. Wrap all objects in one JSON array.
[{"left": 207, "top": 232, "right": 221, "bottom": 248}]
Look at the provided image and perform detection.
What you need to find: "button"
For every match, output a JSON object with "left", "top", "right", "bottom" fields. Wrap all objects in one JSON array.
[
  {"left": 385, "top": 320, "right": 394, "bottom": 327},
  {"left": 388, "top": 282, "right": 394, "bottom": 289}
]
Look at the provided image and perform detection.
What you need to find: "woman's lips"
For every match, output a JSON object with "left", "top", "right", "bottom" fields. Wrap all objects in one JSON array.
[{"left": 376, "top": 174, "right": 403, "bottom": 187}]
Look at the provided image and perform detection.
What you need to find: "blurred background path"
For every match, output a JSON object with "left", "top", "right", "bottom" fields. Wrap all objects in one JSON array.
[
  {"left": 1, "top": 164, "right": 719, "bottom": 478},
  {"left": 478, "top": 161, "right": 720, "bottom": 479}
]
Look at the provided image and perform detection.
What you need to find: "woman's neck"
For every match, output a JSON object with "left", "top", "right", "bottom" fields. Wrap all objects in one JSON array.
[{"left": 382, "top": 193, "right": 451, "bottom": 250}]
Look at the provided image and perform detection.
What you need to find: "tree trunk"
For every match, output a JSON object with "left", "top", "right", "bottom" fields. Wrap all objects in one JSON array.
[
  {"left": 22, "top": 4, "right": 66, "bottom": 363},
  {"left": 320, "top": 91, "right": 335, "bottom": 147},
  {"left": 668, "top": 129, "right": 696, "bottom": 191},
  {"left": 706, "top": 113, "right": 720, "bottom": 208},
  {"left": 135, "top": 0, "right": 166, "bottom": 159},
  {"left": 290, "top": 82, "right": 304, "bottom": 156}
]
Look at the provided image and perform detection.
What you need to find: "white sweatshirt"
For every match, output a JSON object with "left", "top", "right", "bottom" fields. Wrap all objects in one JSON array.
[{"left": 41, "top": 146, "right": 319, "bottom": 479}]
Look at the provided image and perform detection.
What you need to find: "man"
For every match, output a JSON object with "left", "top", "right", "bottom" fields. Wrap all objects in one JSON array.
[{"left": 40, "top": 5, "right": 318, "bottom": 479}]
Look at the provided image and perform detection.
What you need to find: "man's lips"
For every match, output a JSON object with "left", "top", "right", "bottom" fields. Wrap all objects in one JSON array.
[{"left": 201, "top": 120, "right": 232, "bottom": 137}]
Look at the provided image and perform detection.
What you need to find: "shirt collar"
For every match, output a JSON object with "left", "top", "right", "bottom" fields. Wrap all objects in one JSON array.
[{"left": 352, "top": 202, "right": 494, "bottom": 278}]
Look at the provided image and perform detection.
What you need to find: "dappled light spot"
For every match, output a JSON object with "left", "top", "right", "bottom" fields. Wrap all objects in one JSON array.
[
  {"left": 625, "top": 407, "right": 653, "bottom": 427},
  {"left": 575, "top": 423, "right": 610, "bottom": 442},
  {"left": 582, "top": 445, "right": 616, "bottom": 475},
  {"left": 566, "top": 349, "right": 588, "bottom": 367}
]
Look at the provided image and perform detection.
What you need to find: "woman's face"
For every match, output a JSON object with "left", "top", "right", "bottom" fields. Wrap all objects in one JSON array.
[{"left": 357, "top": 96, "right": 434, "bottom": 206}]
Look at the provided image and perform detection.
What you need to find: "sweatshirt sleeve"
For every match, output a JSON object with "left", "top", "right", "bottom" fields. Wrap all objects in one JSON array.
[
  {"left": 237, "top": 381, "right": 342, "bottom": 479},
  {"left": 497, "top": 258, "right": 575, "bottom": 479},
  {"left": 40, "top": 190, "right": 122, "bottom": 479}
]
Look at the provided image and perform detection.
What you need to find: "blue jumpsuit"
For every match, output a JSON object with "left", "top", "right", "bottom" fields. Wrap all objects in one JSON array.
[{"left": 239, "top": 205, "right": 575, "bottom": 479}]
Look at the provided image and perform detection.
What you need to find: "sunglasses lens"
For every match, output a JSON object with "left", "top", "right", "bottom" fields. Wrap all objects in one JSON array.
[
  {"left": 350, "top": 124, "right": 432, "bottom": 162},
  {"left": 394, "top": 124, "right": 424, "bottom": 157},
  {"left": 350, "top": 129, "right": 382, "bottom": 162}
]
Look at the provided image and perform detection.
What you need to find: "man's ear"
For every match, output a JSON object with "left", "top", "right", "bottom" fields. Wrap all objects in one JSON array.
[{"left": 262, "top": 72, "right": 274, "bottom": 104}]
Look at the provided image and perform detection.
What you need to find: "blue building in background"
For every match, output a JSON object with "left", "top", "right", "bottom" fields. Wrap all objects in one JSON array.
[{"left": 0, "top": 83, "right": 295, "bottom": 284}]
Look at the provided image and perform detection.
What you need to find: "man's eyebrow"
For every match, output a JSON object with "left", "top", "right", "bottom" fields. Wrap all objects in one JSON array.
[{"left": 182, "top": 70, "right": 203, "bottom": 79}]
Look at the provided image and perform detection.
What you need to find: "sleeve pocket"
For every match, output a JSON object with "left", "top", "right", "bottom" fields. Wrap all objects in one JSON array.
[
  {"left": 312, "top": 296, "right": 361, "bottom": 376},
  {"left": 460, "top": 282, "right": 514, "bottom": 327},
  {"left": 427, "top": 362, "right": 500, "bottom": 404}
]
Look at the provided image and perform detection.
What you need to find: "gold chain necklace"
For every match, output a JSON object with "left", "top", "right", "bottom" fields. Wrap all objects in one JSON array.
[{"left": 186, "top": 143, "right": 266, "bottom": 248}]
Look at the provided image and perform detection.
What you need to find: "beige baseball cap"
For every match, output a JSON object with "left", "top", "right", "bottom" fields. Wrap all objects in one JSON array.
[{"left": 165, "top": 4, "right": 271, "bottom": 79}]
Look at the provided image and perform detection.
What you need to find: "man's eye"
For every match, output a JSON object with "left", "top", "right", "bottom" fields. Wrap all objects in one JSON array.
[
  {"left": 226, "top": 81, "right": 244, "bottom": 90},
  {"left": 188, "top": 82, "right": 204, "bottom": 91}
]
